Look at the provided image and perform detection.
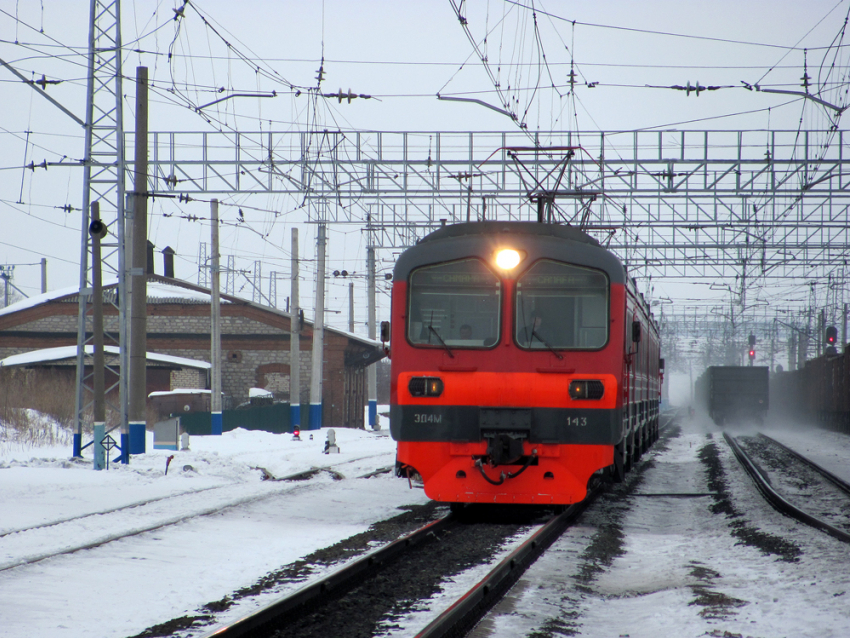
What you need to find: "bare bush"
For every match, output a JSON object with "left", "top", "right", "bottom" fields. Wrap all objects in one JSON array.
[
  {"left": 0, "top": 408, "right": 73, "bottom": 450},
  {"left": 0, "top": 369, "right": 77, "bottom": 448}
]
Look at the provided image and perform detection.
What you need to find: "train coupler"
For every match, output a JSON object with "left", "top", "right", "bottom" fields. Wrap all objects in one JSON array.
[
  {"left": 484, "top": 433, "right": 525, "bottom": 466},
  {"left": 474, "top": 445, "right": 538, "bottom": 486}
]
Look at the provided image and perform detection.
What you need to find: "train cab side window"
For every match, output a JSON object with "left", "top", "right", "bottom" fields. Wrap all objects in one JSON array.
[
  {"left": 515, "top": 260, "right": 609, "bottom": 350},
  {"left": 407, "top": 258, "right": 501, "bottom": 348}
]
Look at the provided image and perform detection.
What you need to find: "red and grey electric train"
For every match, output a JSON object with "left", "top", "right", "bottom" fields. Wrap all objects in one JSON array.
[{"left": 386, "top": 221, "right": 662, "bottom": 505}]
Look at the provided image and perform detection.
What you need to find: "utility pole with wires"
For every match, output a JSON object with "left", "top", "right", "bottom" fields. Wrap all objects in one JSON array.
[
  {"left": 290, "top": 228, "right": 301, "bottom": 430},
  {"left": 71, "top": 0, "right": 128, "bottom": 461},
  {"left": 309, "top": 222, "right": 327, "bottom": 430},
  {"left": 90, "top": 202, "right": 107, "bottom": 471},
  {"left": 128, "top": 65, "right": 149, "bottom": 460},
  {"left": 269, "top": 271, "right": 278, "bottom": 308},
  {"left": 366, "top": 228, "right": 378, "bottom": 430},
  {"left": 252, "top": 260, "right": 263, "bottom": 304},
  {"left": 348, "top": 282, "right": 355, "bottom": 333},
  {"left": 197, "top": 243, "right": 209, "bottom": 288},
  {"left": 226, "top": 255, "right": 236, "bottom": 295},
  {"left": 0, "top": 267, "right": 10, "bottom": 308},
  {"left": 210, "top": 199, "right": 223, "bottom": 435}
]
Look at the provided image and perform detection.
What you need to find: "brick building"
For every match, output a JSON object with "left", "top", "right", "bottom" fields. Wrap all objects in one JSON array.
[{"left": 0, "top": 274, "right": 382, "bottom": 428}]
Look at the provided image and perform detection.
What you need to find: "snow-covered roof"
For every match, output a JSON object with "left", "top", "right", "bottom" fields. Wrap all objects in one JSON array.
[
  {"left": 330, "top": 326, "right": 383, "bottom": 349},
  {"left": 148, "top": 389, "right": 215, "bottom": 397},
  {"left": 0, "top": 346, "right": 211, "bottom": 370},
  {"left": 146, "top": 281, "right": 221, "bottom": 303},
  {"left": 248, "top": 387, "right": 273, "bottom": 398},
  {"left": 0, "top": 281, "right": 101, "bottom": 318},
  {"left": 0, "top": 277, "right": 231, "bottom": 318}
]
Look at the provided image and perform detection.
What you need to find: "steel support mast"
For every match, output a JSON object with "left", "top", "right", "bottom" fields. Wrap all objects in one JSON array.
[{"left": 73, "top": 0, "right": 127, "bottom": 458}]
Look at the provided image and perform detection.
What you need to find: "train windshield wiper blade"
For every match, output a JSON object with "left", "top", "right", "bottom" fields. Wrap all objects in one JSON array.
[
  {"left": 427, "top": 324, "right": 455, "bottom": 358},
  {"left": 531, "top": 329, "right": 563, "bottom": 360}
]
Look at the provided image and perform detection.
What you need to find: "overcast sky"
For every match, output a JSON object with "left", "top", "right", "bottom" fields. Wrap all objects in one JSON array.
[{"left": 1, "top": 0, "right": 848, "bottom": 333}]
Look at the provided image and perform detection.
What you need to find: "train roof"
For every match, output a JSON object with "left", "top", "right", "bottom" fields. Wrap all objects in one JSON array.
[
  {"left": 396, "top": 220, "right": 622, "bottom": 283},
  {"left": 418, "top": 221, "right": 600, "bottom": 246}
]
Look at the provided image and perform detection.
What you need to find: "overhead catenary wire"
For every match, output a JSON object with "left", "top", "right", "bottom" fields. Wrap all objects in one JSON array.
[{"left": 1, "top": 2, "right": 848, "bottom": 332}]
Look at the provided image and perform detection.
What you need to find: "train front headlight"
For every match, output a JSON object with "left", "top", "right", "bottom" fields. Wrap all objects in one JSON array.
[
  {"left": 495, "top": 248, "right": 522, "bottom": 270},
  {"left": 569, "top": 380, "right": 605, "bottom": 400},
  {"left": 409, "top": 377, "right": 444, "bottom": 397}
]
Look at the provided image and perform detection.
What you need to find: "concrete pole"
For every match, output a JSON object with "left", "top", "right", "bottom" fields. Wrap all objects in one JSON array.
[
  {"left": 40, "top": 258, "right": 46, "bottom": 294},
  {"left": 309, "top": 224, "right": 326, "bottom": 430},
  {"left": 769, "top": 321, "right": 776, "bottom": 372},
  {"left": 349, "top": 282, "right": 355, "bottom": 333},
  {"left": 91, "top": 202, "right": 106, "bottom": 470},
  {"left": 2, "top": 274, "right": 7, "bottom": 307},
  {"left": 127, "top": 66, "right": 148, "bottom": 461},
  {"left": 210, "top": 199, "right": 223, "bottom": 435},
  {"left": 290, "top": 228, "right": 301, "bottom": 430},
  {"left": 843, "top": 302, "right": 848, "bottom": 353},
  {"left": 367, "top": 243, "right": 378, "bottom": 429}
]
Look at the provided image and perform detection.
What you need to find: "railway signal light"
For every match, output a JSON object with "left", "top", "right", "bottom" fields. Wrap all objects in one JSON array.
[
  {"left": 748, "top": 334, "right": 756, "bottom": 347},
  {"left": 826, "top": 325, "right": 839, "bottom": 356},
  {"left": 292, "top": 427, "right": 301, "bottom": 441},
  {"left": 826, "top": 325, "right": 838, "bottom": 345},
  {"left": 748, "top": 348, "right": 756, "bottom": 361}
]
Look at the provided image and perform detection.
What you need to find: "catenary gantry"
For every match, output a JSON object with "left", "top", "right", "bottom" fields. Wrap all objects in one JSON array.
[{"left": 135, "top": 128, "right": 850, "bottom": 281}]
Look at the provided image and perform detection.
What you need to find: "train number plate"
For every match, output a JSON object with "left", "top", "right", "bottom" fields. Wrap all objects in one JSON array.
[{"left": 479, "top": 408, "right": 532, "bottom": 430}]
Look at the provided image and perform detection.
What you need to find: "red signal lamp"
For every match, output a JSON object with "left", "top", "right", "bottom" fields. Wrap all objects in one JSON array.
[
  {"left": 293, "top": 428, "right": 301, "bottom": 441},
  {"left": 826, "top": 325, "right": 838, "bottom": 345}
]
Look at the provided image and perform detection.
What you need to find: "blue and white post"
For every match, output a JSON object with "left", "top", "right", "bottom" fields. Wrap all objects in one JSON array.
[
  {"left": 366, "top": 243, "right": 378, "bottom": 429},
  {"left": 93, "top": 422, "right": 105, "bottom": 470},
  {"left": 308, "top": 224, "right": 326, "bottom": 430},
  {"left": 210, "top": 199, "right": 223, "bottom": 435},
  {"left": 290, "top": 228, "right": 302, "bottom": 432}
]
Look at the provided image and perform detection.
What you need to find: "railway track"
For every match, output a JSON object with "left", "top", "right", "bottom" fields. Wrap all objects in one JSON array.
[
  {"left": 202, "top": 487, "right": 601, "bottom": 638},
  {"left": 410, "top": 498, "right": 596, "bottom": 638},
  {"left": 0, "top": 454, "right": 394, "bottom": 573},
  {"left": 723, "top": 432, "right": 850, "bottom": 544},
  {"left": 188, "top": 423, "right": 673, "bottom": 637}
]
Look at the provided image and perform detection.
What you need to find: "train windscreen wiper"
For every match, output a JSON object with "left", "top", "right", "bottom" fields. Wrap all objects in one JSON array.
[
  {"left": 531, "top": 328, "right": 564, "bottom": 360},
  {"left": 427, "top": 321, "right": 455, "bottom": 358}
]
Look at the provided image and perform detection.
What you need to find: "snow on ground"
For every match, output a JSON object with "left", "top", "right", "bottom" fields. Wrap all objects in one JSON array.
[
  {"left": 761, "top": 424, "right": 850, "bottom": 485},
  {"left": 3, "top": 410, "right": 850, "bottom": 638},
  {"left": 0, "top": 415, "right": 432, "bottom": 638},
  {"left": 476, "top": 415, "right": 850, "bottom": 638}
]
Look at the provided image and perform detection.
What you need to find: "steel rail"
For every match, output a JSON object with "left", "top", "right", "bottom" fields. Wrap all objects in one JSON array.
[
  {"left": 723, "top": 432, "right": 850, "bottom": 544},
  {"left": 202, "top": 513, "right": 455, "bottom": 638},
  {"left": 413, "top": 488, "right": 600, "bottom": 638},
  {"left": 756, "top": 433, "right": 850, "bottom": 496}
]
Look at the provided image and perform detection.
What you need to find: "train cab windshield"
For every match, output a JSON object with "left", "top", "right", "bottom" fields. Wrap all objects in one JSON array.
[
  {"left": 515, "top": 260, "right": 609, "bottom": 350},
  {"left": 407, "top": 259, "right": 501, "bottom": 348}
]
